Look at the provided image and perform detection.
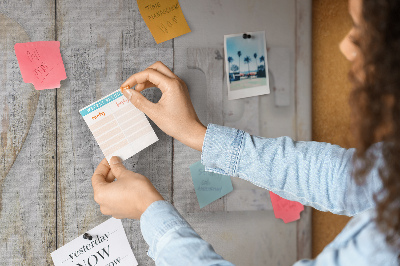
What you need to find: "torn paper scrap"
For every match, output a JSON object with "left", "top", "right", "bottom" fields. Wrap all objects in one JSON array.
[
  {"left": 79, "top": 89, "right": 158, "bottom": 162},
  {"left": 269, "top": 191, "right": 304, "bottom": 223},
  {"left": 190, "top": 161, "right": 233, "bottom": 209},
  {"left": 137, "top": 0, "right": 191, "bottom": 44},
  {"left": 14, "top": 41, "right": 66, "bottom": 90}
]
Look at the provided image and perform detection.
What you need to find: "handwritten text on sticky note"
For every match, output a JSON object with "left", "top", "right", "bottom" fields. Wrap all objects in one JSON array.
[
  {"left": 51, "top": 218, "right": 137, "bottom": 266},
  {"left": 14, "top": 41, "right": 66, "bottom": 90},
  {"left": 137, "top": 0, "right": 191, "bottom": 44},
  {"left": 269, "top": 192, "right": 304, "bottom": 223},
  {"left": 190, "top": 161, "right": 233, "bottom": 209}
]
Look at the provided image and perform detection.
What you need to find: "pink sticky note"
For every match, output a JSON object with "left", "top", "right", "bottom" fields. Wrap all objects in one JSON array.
[
  {"left": 269, "top": 191, "right": 304, "bottom": 223},
  {"left": 14, "top": 41, "right": 67, "bottom": 90}
]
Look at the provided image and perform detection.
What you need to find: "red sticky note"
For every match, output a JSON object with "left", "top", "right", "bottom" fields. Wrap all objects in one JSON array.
[
  {"left": 269, "top": 191, "right": 304, "bottom": 223},
  {"left": 14, "top": 41, "right": 67, "bottom": 90}
]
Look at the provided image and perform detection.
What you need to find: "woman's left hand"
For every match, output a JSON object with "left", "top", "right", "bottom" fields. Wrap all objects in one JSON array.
[{"left": 91, "top": 157, "right": 164, "bottom": 220}]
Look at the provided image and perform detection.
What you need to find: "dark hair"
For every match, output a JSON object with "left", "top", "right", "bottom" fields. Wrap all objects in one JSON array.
[{"left": 350, "top": 0, "right": 400, "bottom": 252}]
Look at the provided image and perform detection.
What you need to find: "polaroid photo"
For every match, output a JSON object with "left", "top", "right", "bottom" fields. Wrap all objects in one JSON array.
[{"left": 224, "top": 31, "right": 270, "bottom": 100}]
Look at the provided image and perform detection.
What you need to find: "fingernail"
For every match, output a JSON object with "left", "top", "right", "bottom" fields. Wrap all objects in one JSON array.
[
  {"left": 124, "top": 89, "right": 133, "bottom": 100},
  {"left": 110, "top": 156, "right": 122, "bottom": 165},
  {"left": 120, "top": 85, "right": 130, "bottom": 92}
]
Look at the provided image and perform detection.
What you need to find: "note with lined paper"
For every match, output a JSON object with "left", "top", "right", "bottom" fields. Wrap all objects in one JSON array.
[{"left": 79, "top": 89, "right": 158, "bottom": 162}]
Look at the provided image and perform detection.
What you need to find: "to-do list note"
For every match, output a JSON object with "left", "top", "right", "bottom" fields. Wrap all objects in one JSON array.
[{"left": 80, "top": 89, "right": 158, "bottom": 162}]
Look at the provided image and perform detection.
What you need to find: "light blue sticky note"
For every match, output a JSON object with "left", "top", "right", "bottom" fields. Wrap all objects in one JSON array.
[{"left": 189, "top": 161, "right": 233, "bottom": 208}]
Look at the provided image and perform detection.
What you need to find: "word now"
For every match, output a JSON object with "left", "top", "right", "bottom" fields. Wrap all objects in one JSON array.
[{"left": 76, "top": 245, "right": 113, "bottom": 266}]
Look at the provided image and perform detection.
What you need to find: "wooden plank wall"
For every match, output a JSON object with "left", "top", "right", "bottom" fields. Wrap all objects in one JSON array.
[
  {"left": 55, "top": 1, "right": 173, "bottom": 264},
  {"left": 0, "top": 0, "right": 56, "bottom": 265},
  {"left": 0, "top": 0, "right": 311, "bottom": 265}
]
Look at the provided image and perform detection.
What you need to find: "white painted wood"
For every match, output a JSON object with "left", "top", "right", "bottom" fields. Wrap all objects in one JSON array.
[
  {"left": 295, "top": 0, "right": 313, "bottom": 260},
  {"left": 0, "top": 1, "right": 56, "bottom": 264},
  {"left": 185, "top": 211, "right": 297, "bottom": 265},
  {"left": 173, "top": 0, "right": 311, "bottom": 264},
  {"left": 269, "top": 47, "right": 291, "bottom": 107}
]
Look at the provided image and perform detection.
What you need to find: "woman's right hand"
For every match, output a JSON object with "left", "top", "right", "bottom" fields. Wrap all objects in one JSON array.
[{"left": 120, "top": 61, "right": 206, "bottom": 151}]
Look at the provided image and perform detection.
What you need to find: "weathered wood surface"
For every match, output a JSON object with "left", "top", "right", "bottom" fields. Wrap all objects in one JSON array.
[
  {"left": 55, "top": 1, "right": 173, "bottom": 264},
  {"left": 0, "top": 0, "right": 312, "bottom": 265},
  {"left": 0, "top": 0, "right": 56, "bottom": 265}
]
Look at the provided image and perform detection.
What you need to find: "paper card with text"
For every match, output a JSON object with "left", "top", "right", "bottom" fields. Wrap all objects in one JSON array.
[
  {"left": 51, "top": 218, "right": 137, "bottom": 266},
  {"left": 190, "top": 161, "right": 233, "bottom": 208},
  {"left": 137, "top": 0, "right": 191, "bottom": 44},
  {"left": 79, "top": 89, "right": 158, "bottom": 162},
  {"left": 14, "top": 41, "right": 67, "bottom": 90}
]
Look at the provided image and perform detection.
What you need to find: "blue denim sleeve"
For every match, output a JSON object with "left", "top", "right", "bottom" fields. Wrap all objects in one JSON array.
[
  {"left": 140, "top": 200, "right": 234, "bottom": 265},
  {"left": 201, "top": 124, "right": 382, "bottom": 216}
]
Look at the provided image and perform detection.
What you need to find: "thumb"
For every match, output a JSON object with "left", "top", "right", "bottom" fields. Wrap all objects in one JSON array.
[
  {"left": 122, "top": 89, "right": 155, "bottom": 116},
  {"left": 109, "top": 156, "right": 128, "bottom": 179}
]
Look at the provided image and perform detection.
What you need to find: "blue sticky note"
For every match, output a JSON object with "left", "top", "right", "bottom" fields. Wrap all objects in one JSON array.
[{"left": 189, "top": 161, "right": 233, "bottom": 208}]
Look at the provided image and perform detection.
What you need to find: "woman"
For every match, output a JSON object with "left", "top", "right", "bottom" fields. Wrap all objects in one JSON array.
[{"left": 91, "top": 0, "right": 400, "bottom": 264}]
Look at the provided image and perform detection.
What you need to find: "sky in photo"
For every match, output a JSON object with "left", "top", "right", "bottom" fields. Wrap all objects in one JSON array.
[{"left": 226, "top": 31, "right": 266, "bottom": 73}]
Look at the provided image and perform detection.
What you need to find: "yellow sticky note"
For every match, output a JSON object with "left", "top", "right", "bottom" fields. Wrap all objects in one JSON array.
[{"left": 137, "top": 0, "right": 191, "bottom": 44}]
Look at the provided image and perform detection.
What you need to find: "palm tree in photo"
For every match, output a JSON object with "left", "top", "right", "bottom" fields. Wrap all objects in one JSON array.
[
  {"left": 231, "top": 64, "right": 239, "bottom": 72},
  {"left": 259, "top": 55, "right": 266, "bottom": 77},
  {"left": 244, "top": 56, "right": 251, "bottom": 78},
  {"left": 227, "top": 56, "right": 234, "bottom": 73},
  {"left": 253, "top": 53, "right": 258, "bottom": 74},
  {"left": 237, "top": 51, "right": 242, "bottom": 77},
  {"left": 260, "top": 55, "right": 265, "bottom": 70}
]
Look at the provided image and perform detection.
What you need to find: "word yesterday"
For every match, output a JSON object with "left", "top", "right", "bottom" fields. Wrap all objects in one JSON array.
[{"left": 68, "top": 233, "right": 109, "bottom": 260}]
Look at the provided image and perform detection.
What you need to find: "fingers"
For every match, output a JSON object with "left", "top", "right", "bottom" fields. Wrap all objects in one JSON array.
[
  {"left": 121, "top": 89, "right": 158, "bottom": 117},
  {"left": 109, "top": 156, "right": 130, "bottom": 179},
  {"left": 147, "top": 61, "right": 176, "bottom": 79},
  {"left": 92, "top": 159, "right": 111, "bottom": 189},
  {"left": 135, "top": 81, "right": 156, "bottom": 92},
  {"left": 105, "top": 169, "right": 116, "bottom": 183},
  {"left": 121, "top": 68, "right": 173, "bottom": 94},
  {"left": 122, "top": 62, "right": 176, "bottom": 93}
]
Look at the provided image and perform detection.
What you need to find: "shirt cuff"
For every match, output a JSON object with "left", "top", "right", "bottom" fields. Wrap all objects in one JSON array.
[
  {"left": 140, "top": 200, "right": 192, "bottom": 260},
  {"left": 201, "top": 124, "right": 245, "bottom": 176}
]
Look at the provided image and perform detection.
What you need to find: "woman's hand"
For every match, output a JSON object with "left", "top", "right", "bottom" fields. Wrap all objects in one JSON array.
[
  {"left": 91, "top": 157, "right": 164, "bottom": 220},
  {"left": 120, "top": 61, "right": 206, "bottom": 151}
]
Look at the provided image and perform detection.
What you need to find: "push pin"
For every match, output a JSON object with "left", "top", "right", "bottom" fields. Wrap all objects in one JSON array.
[
  {"left": 83, "top": 233, "right": 93, "bottom": 240},
  {"left": 242, "top": 33, "right": 252, "bottom": 39}
]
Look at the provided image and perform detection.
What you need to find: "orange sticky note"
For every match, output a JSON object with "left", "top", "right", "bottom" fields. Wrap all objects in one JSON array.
[
  {"left": 137, "top": 0, "right": 191, "bottom": 44},
  {"left": 14, "top": 41, "right": 67, "bottom": 90},
  {"left": 269, "top": 192, "right": 304, "bottom": 223}
]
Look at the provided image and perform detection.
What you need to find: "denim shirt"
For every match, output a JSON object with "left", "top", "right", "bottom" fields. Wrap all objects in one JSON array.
[{"left": 140, "top": 124, "right": 399, "bottom": 265}]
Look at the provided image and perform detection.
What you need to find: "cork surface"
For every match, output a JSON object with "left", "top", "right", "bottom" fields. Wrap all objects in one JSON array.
[{"left": 312, "top": 0, "right": 353, "bottom": 258}]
